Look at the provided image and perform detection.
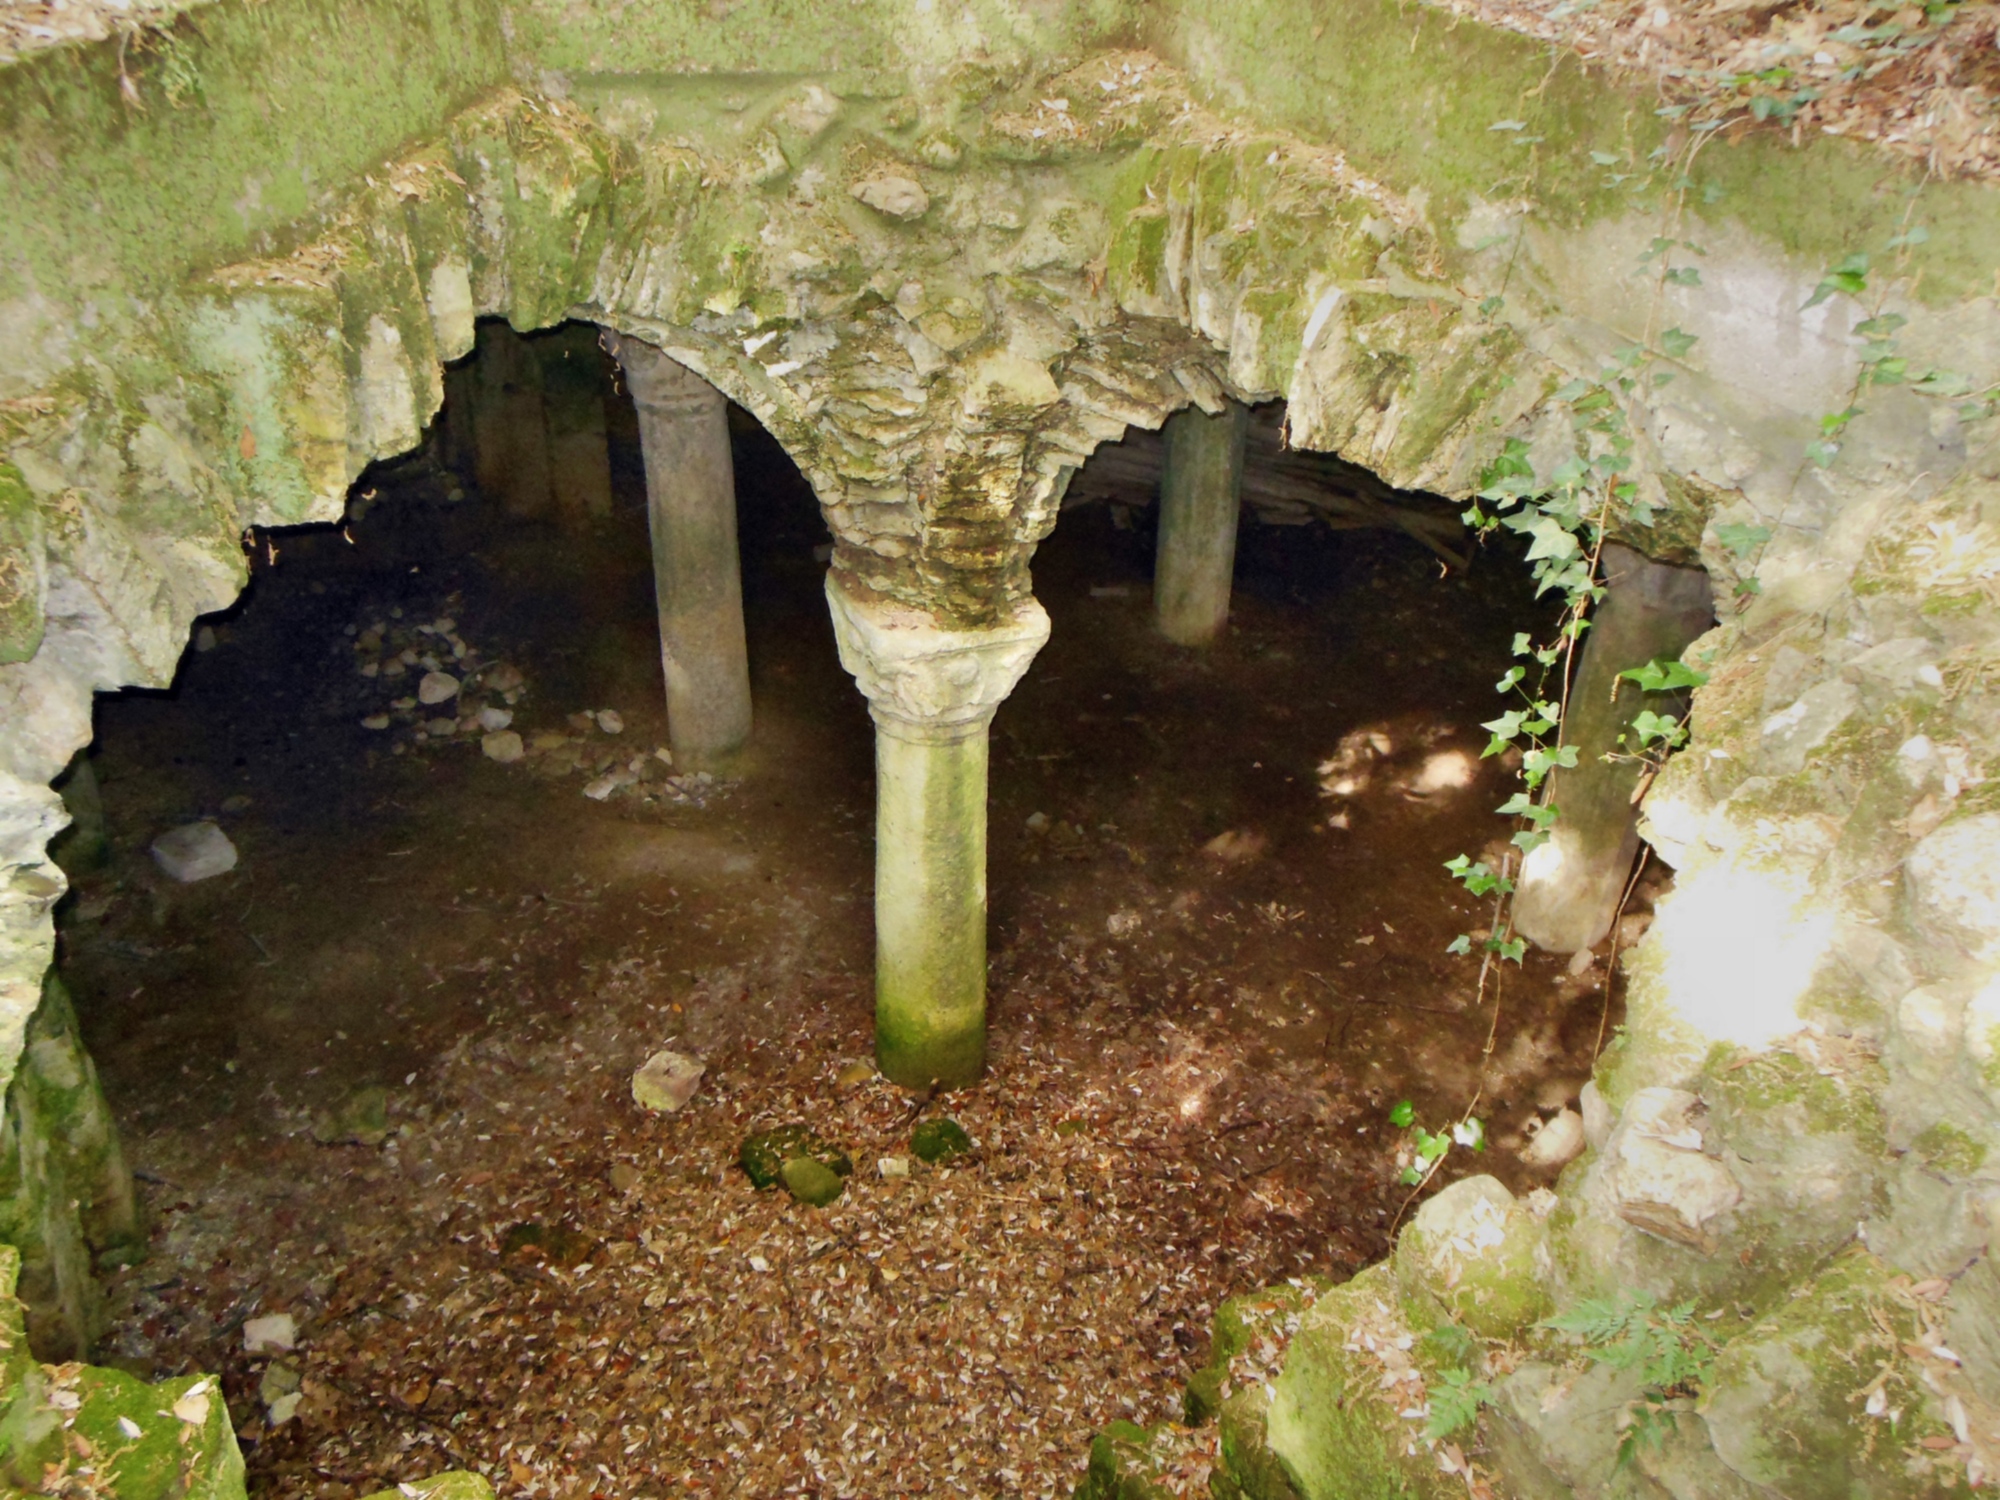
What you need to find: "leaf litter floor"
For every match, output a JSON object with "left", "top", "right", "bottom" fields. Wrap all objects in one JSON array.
[{"left": 56, "top": 415, "right": 1637, "bottom": 1498}]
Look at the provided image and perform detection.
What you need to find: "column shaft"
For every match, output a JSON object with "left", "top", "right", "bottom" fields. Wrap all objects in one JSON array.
[
  {"left": 1154, "top": 400, "right": 1249, "bottom": 646},
  {"left": 539, "top": 326, "right": 614, "bottom": 525},
  {"left": 1514, "top": 544, "right": 1715, "bottom": 953},
  {"left": 874, "top": 724, "right": 989, "bottom": 1088},
  {"left": 612, "top": 335, "right": 752, "bottom": 767}
]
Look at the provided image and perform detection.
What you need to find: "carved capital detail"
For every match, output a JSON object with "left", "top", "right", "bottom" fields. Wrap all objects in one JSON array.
[{"left": 825, "top": 576, "right": 1049, "bottom": 743}]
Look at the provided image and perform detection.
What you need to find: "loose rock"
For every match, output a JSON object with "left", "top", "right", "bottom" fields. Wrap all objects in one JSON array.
[
  {"left": 911, "top": 1118, "right": 973, "bottom": 1164},
  {"left": 739, "top": 1125, "right": 852, "bottom": 1190},
  {"left": 631, "top": 1049, "right": 705, "bottom": 1113},
  {"left": 150, "top": 821, "right": 238, "bottom": 883},
  {"left": 418, "top": 671, "right": 461, "bottom": 705},
  {"left": 481, "top": 730, "right": 525, "bottom": 764},
  {"left": 242, "top": 1312, "right": 296, "bottom": 1353},
  {"left": 596, "top": 709, "right": 625, "bottom": 735},
  {"left": 781, "top": 1156, "right": 846, "bottom": 1207},
  {"left": 1519, "top": 1108, "right": 1587, "bottom": 1170}
]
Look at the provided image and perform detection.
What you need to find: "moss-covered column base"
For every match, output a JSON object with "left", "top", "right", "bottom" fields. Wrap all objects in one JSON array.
[
  {"left": 609, "top": 333, "right": 753, "bottom": 769},
  {"left": 826, "top": 577, "right": 1050, "bottom": 1090},
  {"left": 1154, "top": 400, "right": 1248, "bottom": 647},
  {"left": 1514, "top": 543, "right": 1713, "bottom": 954}
]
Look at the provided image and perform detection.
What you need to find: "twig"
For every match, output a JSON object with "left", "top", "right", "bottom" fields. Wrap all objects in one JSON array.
[{"left": 1596, "top": 848, "right": 1652, "bottom": 1062}]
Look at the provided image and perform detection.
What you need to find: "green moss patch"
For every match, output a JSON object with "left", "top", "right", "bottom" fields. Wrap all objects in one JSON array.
[{"left": 738, "top": 1124, "right": 853, "bottom": 1190}]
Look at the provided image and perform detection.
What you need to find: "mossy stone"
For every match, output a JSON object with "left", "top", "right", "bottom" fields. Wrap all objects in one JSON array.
[
  {"left": 1259, "top": 1264, "right": 1461, "bottom": 1500},
  {"left": 910, "top": 1118, "right": 972, "bottom": 1164},
  {"left": 1703, "top": 1249, "right": 1975, "bottom": 1499},
  {"left": 780, "top": 1156, "right": 846, "bottom": 1208},
  {"left": 738, "top": 1125, "right": 852, "bottom": 1190},
  {"left": 1393, "top": 1175, "right": 1550, "bottom": 1341},
  {"left": 1072, "top": 1419, "right": 1177, "bottom": 1500}
]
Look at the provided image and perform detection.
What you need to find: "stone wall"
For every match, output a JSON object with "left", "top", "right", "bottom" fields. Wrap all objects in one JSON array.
[{"left": 2, "top": 0, "right": 1999, "bottom": 1486}]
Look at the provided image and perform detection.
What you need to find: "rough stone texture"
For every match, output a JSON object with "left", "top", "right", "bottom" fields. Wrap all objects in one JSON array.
[
  {"left": 0, "top": 974, "right": 141, "bottom": 1361},
  {"left": 1704, "top": 1251, "right": 1975, "bottom": 1498},
  {"left": 1391, "top": 1174, "right": 1549, "bottom": 1340}
]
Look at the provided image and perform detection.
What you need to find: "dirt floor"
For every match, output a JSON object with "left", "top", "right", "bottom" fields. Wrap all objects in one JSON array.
[{"left": 50, "top": 385, "right": 1647, "bottom": 1499}]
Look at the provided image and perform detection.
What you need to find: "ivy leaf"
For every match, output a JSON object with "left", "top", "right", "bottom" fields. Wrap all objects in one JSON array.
[
  {"left": 1446, "top": 933, "right": 1473, "bottom": 955},
  {"left": 1663, "top": 267, "right": 1702, "bottom": 288},
  {"left": 1479, "top": 294, "right": 1506, "bottom": 317},
  {"left": 1712, "top": 522, "right": 1772, "bottom": 558},
  {"left": 1496, "top": 665, "right": 1527, "bottom": 693},
  {"left": 1912, "top": 369, "right": 1973, "bottom": 398},
  {"left": 1803, "top": 253, "right": 1869, "bottom": 309},
  {"left": 1511, "top": 511, "right": 1582, "bottom": 563},
  {"left": 1452, "top": 1117, "right": 1487, "bottom": 1150},
  {"left": 1630, "top": 710, "right": 1686, "bottom": 748},
  {"left": 1805, "top": 439, "right": 1840, "bottom": 468},
  {"left": 1488, "top": 118, "right": 1528, "bottom": 132},
  {"left": 1590, "top": 150, "right": 1621, "bottom": 166},
  {"left": 1659, "top": 327, "right": 1699, "bottom": 359},
  {"left": 1620, "top": 658, "right": 1709, "bottom": 691},
  {"left": 1389, "top": 1100, "right": 1416, "bottom": 1128}
]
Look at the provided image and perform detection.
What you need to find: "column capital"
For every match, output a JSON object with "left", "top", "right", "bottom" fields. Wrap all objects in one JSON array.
[
  {"left": 603, "top": 330, "right": 719, "bottom": 421},
  {"left": 825, "top": 576, "right": 1049, "bottom": 743}
]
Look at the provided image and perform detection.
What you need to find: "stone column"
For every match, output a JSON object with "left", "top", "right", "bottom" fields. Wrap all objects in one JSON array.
[
  {"left": 827, "top": 576, "right": 1049, "bottom": 1090},
  {"left": 1154, "top": 399, "right": 1249, "bottom": 646},
  {"left": 609, "top": 333, "right": 752, "bottom": 767},
  {"left": 539, "top": 325, "right": 613, "bottom": 525},
  {"left": 471, "top": 322, "right": 554, "bottom": 518},
  {"left": 1513, "top": 543, "right": 1714, "bottom": 954}
]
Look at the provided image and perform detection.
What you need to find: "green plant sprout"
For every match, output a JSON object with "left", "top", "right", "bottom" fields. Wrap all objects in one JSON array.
[{"left": 1388, "top": 1099, "right": 1487, "bottom": 1187}]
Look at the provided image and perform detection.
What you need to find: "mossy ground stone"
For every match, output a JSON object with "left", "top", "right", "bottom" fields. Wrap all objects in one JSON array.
[
  {"left": 780, "top": 1156, "right": 846, "bottom": 1207},
  {"left": 738, "top": 1125, "right": 852, "bottom": 1189},
  {"left": 360, "top": 1473, "right": 496, "bottom": 1500},
  {"left": 910, "top": 1117, "right": 972, "bottom": 1164}
]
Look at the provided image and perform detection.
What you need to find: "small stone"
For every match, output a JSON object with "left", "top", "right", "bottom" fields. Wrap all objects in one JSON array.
[
  {"left": 359, "top": 661, "right": 380, "bottom": 678},
  {"left": 418, "top": 671, "right": 461, "bottom": 705},
  {"left": 739, "top": 1124, "right": 852, "bottom": 1190},
  {"left": 781, "top": 1156, "right": 846, "bottom": 1207},
  {"left": 596, "top": 709, "right": 625, "bottom": 735},
  {"left": 259, "top": 1360, "right": 301, "bottom": 1406},
  {"left": 267, "top": 1391, "right": 302, "bottom": 1425},
  {"left": 311, "top": 1084, "right": 390, "bottom": 1147},
  {"left": 1519, "top": 1108, "right": 1587, "bottom": 1169},
  {"left": 194, "top": 625, "right": 217, "bottom": 652},
  {"left": 220, "top": 794, "right": 252, "bottom": 814},
  {"left": 631, "top": 1049, "right": 705, "bottom": 1113},
  {"left": 1025, "top": 811, "right": 1051, "bottom": 835},
  {"left": 485, "top": 663, "right": 525, "bottom": 693},
  {"left": 482, "top": 730, "right": 525, "bottom": 764},
  {"left": 151, "top": 821, "right": 238, "bottom": 883},
  {"left": 583, "top": 771, "right": 627, "bottom": 801},
  {"left": 426, "top": 717, "right": 459, "bottom": 736},
  {"left": 608, "top": 1162, "right": 642, "bottom": 1194},
  {"left": 1106, "top": 909, "right": 1142, "bottom": 938},
  {"left": 381, "top": 658, "right": 407, "bottom": 678},
  {"left": 243, "top": 1312, "right": 296, "bottom": 1353},
  {"left": 911, "top": 1118, "right": 973, "bottom": 1164},
  {"left": 834, "top": 1059, "right": 877, "bottom": 1089},
  {"left": 478, "top": 705, "right": 514, "bottom": 731},
  {"left": 360, "top": 713, "right": 390, "bottom": 730},
  {"left": 432, "top": 617, "right": 456, "bottom": 635},
  {"left": 878, "top": 1155, "right": 910, "bottom": 1179},
  {"left": 654, "top": 746, "right": 674, "bottom": 767}
]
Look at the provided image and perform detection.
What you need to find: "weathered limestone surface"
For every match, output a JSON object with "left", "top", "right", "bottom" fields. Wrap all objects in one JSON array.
[
  {"left": 3, "top": 0, "right": 2000, "bottom": 1490},
  {"left": 611, "top": 332, "right": 753, "bottom": 766}
]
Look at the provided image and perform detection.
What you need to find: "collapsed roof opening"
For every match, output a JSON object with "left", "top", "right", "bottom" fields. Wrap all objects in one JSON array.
[{"left": 40, "top": 319, "right": 1662, "bottom": 1496}]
